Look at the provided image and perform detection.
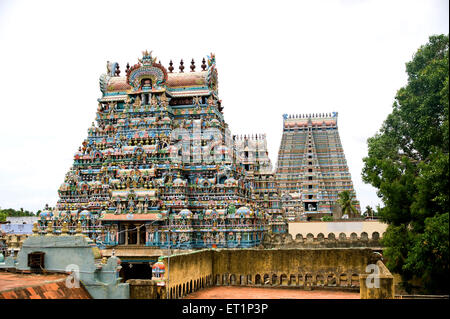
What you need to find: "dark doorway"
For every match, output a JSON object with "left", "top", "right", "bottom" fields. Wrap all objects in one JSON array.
[
  {"left": 119, "top": 262, "right": 152, "bottom": 281},
  {"left": 139, "top": 227, "right": 146, "bottom": 245},
  {"left": 128, "top": 226, "right": 138, "bottom": 245},
  {"left": 28, "top": 252, "right": 45, "bottom": 273},
  {"left": 119, "top": 224, "right": 126, "bottom": 244}
]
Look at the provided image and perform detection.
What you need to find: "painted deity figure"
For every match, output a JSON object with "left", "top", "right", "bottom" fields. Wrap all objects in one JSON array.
[
  {"left": 110, "top": 101, "right": 117, "bottom": 112},
  {"left": 133, "top": 95, "right": 142, "bottom": 108},
  {"left": 236, "top": 233, "right": 241, "bottom": 245},
  {"left": 137, "top": 201, "right": 143, "bottom": 214},
  {"left": 144, "top": 200, "right": 148, "bottom": 214},
  {"left": 148, "top": 230, "right": 154, "bottom": 243},
  {"left": 207, "top": 96, "right": 214, "bottom": 107},
  {"left": 171, "top": 233, "right": 178, "bottom": 246},
  {"left": 128, "top": 198, "right": 135, "bottom": 213},
  {"left": 160, "top": 93, "right": 168, "bottom": 109},
  {"left": 151, "top": 95, "right": 158, "bottom": 107},
  {"left": 132, "top": 172, "right": 139, "bottom": 186},
  {"left": 215, "top": 232, "right": 220, "bottom": 243},
  {"left": 112, "top": 226, "right": 118, "bottom": 244}
]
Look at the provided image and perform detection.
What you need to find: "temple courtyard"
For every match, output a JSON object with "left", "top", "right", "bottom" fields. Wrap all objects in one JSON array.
[{"left": 183, "top": 286, "right": 360, "bottom": 299}]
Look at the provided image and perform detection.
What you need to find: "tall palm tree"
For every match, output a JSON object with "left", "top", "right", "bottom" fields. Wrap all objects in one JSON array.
[
  {"left": 337, "top": 191, "right": 358, "bottom": 219},
  {"left": 364, "top": 205, "right": 374, "bottom": 219}
]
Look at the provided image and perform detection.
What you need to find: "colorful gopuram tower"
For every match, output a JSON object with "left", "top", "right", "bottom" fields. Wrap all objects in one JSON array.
[
  {"left": 234, "top": 134, "right": 286, "bottom": 233},
  {"left": 275, "top": 112, "right": 360, "bottom": 220},
  {"left": 42, "top": 51, "right": 269, "bottom": 249}
]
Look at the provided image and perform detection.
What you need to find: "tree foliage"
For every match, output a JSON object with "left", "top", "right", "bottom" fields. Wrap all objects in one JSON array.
[
  {"left": 337, "top": 190, "right": 359, "bottom": 218},
  {"left": 363, "top": 205, "right": 376, "bottom": 218},
  {"left": 362, "top": 34, "right": 449, "bottom": 293},
  {"left": 0, "top": 207, "right": 36, "bottom": 218}
]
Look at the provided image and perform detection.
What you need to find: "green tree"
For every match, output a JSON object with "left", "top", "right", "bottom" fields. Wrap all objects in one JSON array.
[
  {"left": 321, "top": 215, "right": 333, "bottom": 222},
  {"left": 362, "top": 34, "right": 449, "bottom": 293},
  {"left": 337, "top": 191, "right": 359, "bottom": 218},
  {"left": 405, "top": 213, "right": 449, "bottom": 293},
  {"left": 364, "top": 205, "right": 375, "bottom": 218},
  {"left": 0, "top": 208, "right": 37, "bottom": 217},
  {"left": 0, "top": 212, "right": 7, "bottom": 222}
]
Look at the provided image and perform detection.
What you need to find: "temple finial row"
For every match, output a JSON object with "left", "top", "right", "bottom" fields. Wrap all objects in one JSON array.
[
  {"left": 167, "top": 58, "right": 208, "bottom": 73},
  {"left": 232, "top": 134, "right": 267, "bottom": 140},
  {"left": 284, "top": 112, "right": 337, "bottom": 119},
  {"left": 108, "top": 57, "right": 209, "bottom": 76}
]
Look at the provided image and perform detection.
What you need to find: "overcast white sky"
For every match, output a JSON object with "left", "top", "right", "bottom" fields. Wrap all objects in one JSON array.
[{"left": 0, "top": 0, "right": 448, "bottom": 213}]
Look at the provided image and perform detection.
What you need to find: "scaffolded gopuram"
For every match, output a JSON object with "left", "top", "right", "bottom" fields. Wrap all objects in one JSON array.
[
  {"left": 36, "top": 51, "right": 285, "bottom": 250},
  {"left": 276, "top": 113, "right": 360, "bottom": 220}
]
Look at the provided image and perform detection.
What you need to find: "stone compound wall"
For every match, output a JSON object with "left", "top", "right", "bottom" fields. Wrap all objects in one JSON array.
[
  {"left": 127, "top": 279, "right": 165, "bottom": 299},
  {"left": 288, "top": 221, "right": 388, "bottom": 239},
  {"left": 212, "top": 248, "right": 373, "bottom": 288},
  {"left": 162, "top": 250, "right": 215, "bottom": 299},
  {"left": 154, "top": 248, "right": 386, "bottom": 299},
  {"left": 261, "top": 232, "right": 383, "bottom": 249}
]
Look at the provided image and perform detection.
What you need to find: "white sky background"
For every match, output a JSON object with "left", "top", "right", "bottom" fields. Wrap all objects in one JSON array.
[{"left": 0, "top": 0, "right": 448, "bottom": 213}]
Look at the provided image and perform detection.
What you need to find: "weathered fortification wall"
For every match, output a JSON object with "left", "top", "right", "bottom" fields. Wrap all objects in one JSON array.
[
  {"left": 152, "top": 248, "right": 387, "bottom": 299},
  {"left": 162, "top": 250, "right": 215, "bottom": 299},
  {"left": 262, "top": 231, "right": 383, "bottom": 249},
  {"left": 126, "top": 279, "right": 164, "bottom": 299},
  {"left": 213, "top": 248, "right": 373, "bottom": 284}
]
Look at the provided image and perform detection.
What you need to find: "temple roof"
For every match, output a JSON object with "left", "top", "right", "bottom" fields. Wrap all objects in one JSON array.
[
  {"left": 101, "top": 71, "right": 210, "bottom": 95},
  {"left": 167, "top": 71, "right": 208, "bottom": 87},
  {"left": 283, "top": 113, "right": 338, "bottom": 128}
]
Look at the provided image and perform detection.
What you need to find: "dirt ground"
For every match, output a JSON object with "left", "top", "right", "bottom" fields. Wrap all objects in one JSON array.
[{"left": 183, "top": 286, "right": 360, "bottom": 299}]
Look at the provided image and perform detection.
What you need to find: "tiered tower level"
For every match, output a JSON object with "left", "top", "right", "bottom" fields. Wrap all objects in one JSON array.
[
  {"left": 275, "top": 113, "right": 360, "bottom": 220},
  {"left": 41, "top": 51, "right": 271, "bottom": 249},
  {"left": 234, "top": 134, "right": 285, "bottom": 233}
]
